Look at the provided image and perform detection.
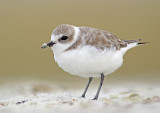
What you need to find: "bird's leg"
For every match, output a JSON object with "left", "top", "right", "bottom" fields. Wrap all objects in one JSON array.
[
  {"left": 92, "top": 73, "right": 105, "bottom": 100},
  {"left": 81, "top": 77, "right": 93, "bottom": 98}
]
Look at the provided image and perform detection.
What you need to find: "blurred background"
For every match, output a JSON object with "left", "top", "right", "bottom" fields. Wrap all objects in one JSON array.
[{"left": 0, "top": 0, "right": 160, "bottom": 86}]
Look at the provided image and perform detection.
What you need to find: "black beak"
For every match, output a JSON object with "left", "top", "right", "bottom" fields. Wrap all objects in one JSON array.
[{"left": 47, "top": 41, "right": 56, "bottom": 47}]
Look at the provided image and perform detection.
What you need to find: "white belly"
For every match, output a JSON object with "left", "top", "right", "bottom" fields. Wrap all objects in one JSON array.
[{"left": 53, "top": 46, "right": 124, "bottom": 78}]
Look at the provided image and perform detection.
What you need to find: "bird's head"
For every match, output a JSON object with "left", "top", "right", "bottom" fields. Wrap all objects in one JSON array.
[{"left": 41, "top": 24, "right": 77, "bottom": 54}]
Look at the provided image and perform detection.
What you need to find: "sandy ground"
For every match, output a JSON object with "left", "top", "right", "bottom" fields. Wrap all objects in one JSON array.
[{"left": 0, "top": 80, "right": 160, "bottom": 113}]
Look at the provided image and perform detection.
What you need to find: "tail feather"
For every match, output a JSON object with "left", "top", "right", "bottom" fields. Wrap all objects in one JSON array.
[
  {"left": 138, "top": 42, "right": 150, "bottom": 45},
  {"left": 120, "top": 39, "right": 149, "bottom": 55},
  {"left": 123, "top": 39, "right": 149, "bottom": 45}
]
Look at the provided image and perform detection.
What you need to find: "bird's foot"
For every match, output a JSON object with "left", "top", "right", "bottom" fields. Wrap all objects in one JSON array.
[
  {"left": 92, "top": 97, "right": 98, "bottom": 100},
  {"left": 81, "top": 94, "right": 85, "bottom": 98}
]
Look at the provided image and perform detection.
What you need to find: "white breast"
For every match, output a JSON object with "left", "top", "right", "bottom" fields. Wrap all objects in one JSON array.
[{"left": 53, "top": 46, "right": 124, "bottom": 78}]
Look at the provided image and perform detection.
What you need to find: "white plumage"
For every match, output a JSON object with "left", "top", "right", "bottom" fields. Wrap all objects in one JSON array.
[
  {"left": 51, "top": 26, "right": 138, "bottom": 78},
  {"left": 53, "top": 44, "right": 137, "bottom": 78}
]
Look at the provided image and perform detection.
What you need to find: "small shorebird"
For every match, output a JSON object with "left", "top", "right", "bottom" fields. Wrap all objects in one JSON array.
[{"left": 41, "top": 24, "right": 148, "bottom": 100}]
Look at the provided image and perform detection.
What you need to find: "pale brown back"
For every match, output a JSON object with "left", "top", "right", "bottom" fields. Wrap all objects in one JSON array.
[{"left": 65, "top": 26, "right": 139, "bottom": 51}]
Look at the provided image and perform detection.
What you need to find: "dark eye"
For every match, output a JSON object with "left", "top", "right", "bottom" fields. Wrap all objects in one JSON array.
[{"left": 61, "top": 36, "right": 68, "bottom": 40}]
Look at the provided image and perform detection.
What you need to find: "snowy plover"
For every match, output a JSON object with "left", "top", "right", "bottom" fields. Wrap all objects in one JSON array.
[{"left": 41, "top": 24, "right": 148, "bottom": 100}]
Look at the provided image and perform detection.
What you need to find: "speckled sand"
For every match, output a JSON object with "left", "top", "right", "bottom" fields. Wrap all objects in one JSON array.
[{"left": 0, "top": 81, "right": 160, "bottom": 113}]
